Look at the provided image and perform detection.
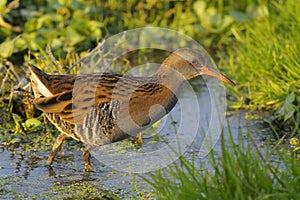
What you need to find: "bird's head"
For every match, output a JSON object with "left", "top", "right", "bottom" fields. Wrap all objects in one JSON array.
[{"left": 163, "top": 48, "right": 236, "bottom": 86}]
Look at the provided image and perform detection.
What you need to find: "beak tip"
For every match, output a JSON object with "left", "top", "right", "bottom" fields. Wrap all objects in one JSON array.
[
  {"left": 223, "top": 76, "right": 237, "bottom": 86},
  {"left": 201, "top": 66, "right": 236, "bottom": 86},
  {"left": 229, "top": 80, "right": 237, "bottom": 87}
]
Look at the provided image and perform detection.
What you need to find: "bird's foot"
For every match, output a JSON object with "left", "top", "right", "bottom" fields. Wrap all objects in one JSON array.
[
  {"left": 130, "top": 132, "right": 143, "bottom": 147},
  {"left": 82, "top": 149, "right": 92, "bottom": 171},
  {"left": 84, "top": 163, "right": 93, "bottom": 172}
]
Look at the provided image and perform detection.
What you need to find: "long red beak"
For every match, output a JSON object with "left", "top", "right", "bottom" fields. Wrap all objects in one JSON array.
[{"left": 200, "top": 66, "right": 236, "bottom": 86}]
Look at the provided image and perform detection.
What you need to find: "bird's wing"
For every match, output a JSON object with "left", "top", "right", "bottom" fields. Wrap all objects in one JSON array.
[
  {"left": 34, "top": 75, "right": 110, "bottom": 124},
  {"left": 34, "top": 85, "right": 112, "bottom": 125}
]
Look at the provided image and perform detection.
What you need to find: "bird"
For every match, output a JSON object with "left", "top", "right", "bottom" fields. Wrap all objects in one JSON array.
[{"left": 29, "top": 48, "right": 236, "bottom": 171}]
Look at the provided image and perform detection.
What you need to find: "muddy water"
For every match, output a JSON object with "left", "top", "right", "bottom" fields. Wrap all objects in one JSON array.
[{"left": 0, "top": 81, "right": 268, "bottom": 199}]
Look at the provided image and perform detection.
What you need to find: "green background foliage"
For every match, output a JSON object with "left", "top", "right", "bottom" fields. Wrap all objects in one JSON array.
[{"left": 1, "top": 0, "right": 300, "bottom": 199}]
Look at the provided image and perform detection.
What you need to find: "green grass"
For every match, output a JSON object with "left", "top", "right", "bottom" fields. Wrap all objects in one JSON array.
[
  {"left": 144, "top": 126, "right": 300, "bottom": 200},
  {"left": 218, "top": 0, "right": 300, "bottom": 137}
]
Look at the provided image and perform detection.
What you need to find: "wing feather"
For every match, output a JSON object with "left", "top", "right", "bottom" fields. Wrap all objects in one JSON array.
[{"left": 34, "top": 88, "right": 111, "bottom": 125}]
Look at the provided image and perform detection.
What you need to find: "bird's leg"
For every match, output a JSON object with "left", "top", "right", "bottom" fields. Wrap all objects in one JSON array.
[
  {"left": 129, "top": 132, "right": 143, "bottom": 147},
  {"left": 47, "top": 133, "right": 68, "bottom": 166},
  {"left": 136, "top": 132, "right": 143, "bottom": 146},
  {"left": 82, "top": 148, "right": 92, "bottom": 171}
]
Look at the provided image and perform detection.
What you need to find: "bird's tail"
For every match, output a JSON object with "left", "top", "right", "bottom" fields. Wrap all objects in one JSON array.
[{"left": 28, "top": 64, "right": 53, "bottom": 98}]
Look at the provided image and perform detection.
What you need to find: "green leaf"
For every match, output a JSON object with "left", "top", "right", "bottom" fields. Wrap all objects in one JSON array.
[
  {"left": 0, "top": 39, "right": 15, "bottom": 58},
  {"left": 229, "top": 10, "right": 248, "bottom": 22},
  {"left": 23, "top": 118, "right": 41, "bottom": 131},
  {"left": 0, "top": 0, "right": 7, "bottom": 12},
  {"left": 0, "top": 0, "right": 7, "bottom": 7},
  {"left": 65, "top": 27, "right": 84, "bottom": 46},
  {"left": 15, "top": 37, "right": 28, "bottom": 51},
  {"left": 11, "top": 113, "right": 23, "bottom": 134},
  {"left": 246, "top": 4, "right": 269, "bottom": 20},
  {"left": 12, "top": 113, "right": 21, "bottom": 122},
  {"left": 58, "top": 0, "right": 72, "bottom": 6},
  {"left": 284, "top": 109, "right": 295, "bottom": 122},
  {"left": 193, "top": 1, "right": 206, "bottom": 18},
  {"left": 276, "top": 93, "right": 296, "bottom": 121},
  {"left": 286, "top": 92, "right": 295, "bottom": 104}
]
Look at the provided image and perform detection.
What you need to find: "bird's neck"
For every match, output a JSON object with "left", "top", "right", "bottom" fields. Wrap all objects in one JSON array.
[{"left": 154, "top": 58, "right": 186, "bottom": 93}]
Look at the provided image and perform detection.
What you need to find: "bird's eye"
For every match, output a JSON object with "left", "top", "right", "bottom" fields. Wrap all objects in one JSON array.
[{"left": 191, "top": 59, "right": 198, "bottom": 65}]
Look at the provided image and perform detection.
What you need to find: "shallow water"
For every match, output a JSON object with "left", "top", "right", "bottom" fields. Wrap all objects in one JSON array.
[{"left": 0, "top": 81, "right": 269, "bottom": 199}]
